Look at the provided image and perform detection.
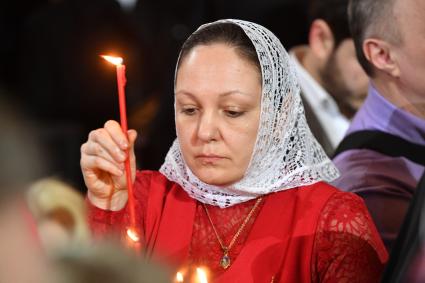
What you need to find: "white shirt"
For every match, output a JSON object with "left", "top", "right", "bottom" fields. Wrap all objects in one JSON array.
[{"left": 290, "top": 49, "right": 350, "bottom": 149}]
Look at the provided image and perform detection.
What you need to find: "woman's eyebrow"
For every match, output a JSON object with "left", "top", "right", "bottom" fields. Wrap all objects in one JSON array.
[
  {"left": 174, "top": 91, "right": 200, "bottom": 103},
  {"left": 219, "top": 90, "right": 251, "bottom": 97},
  {"left": 175, "top": 90, "right": 251, "bottom": 98}
]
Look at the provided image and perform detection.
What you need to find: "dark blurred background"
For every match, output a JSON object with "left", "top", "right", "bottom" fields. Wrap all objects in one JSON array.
[{"left": 0, "top": 0, "right": 309, "bottom": 191}]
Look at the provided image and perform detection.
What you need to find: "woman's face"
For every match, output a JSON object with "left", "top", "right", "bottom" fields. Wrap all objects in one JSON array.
[{"left": 175, "top": 43, "right": 262, "bottom": 186}]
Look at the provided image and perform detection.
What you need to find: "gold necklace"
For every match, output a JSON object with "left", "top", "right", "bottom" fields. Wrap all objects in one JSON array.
[{"left": 203, "top": 198, "right": 263, "bottom": 269}]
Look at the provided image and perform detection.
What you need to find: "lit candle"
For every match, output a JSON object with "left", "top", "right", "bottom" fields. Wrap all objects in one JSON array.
[
  {"left": 176, "top": 272, "right": 184, "bottom": 282},
  {"left": 101, "top": 55, "right": 138, "bottom": 243},
  {"left": 196, "top": 268, "right": 208, "bottom": 283},
  {"left": 126, "top": 228, "right": 140, "bottom": 242}
]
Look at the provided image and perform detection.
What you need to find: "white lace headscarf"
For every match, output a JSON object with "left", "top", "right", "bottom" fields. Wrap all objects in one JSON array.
[{"left": 160, "top": 19, "right": 339, "bottom": 208}]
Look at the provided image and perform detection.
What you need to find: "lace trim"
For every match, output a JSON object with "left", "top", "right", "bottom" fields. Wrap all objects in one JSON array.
[{"left": 311, "top": 192, "right": 388, "bottom": 283}]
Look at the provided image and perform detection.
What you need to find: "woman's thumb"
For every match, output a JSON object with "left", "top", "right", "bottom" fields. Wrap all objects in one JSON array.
[{"left": 127, "top": 129, "right": 138, "bottom": 146}]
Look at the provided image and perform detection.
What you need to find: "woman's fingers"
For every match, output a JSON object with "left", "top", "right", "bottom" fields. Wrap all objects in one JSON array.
[
  {"left": 127, "top": 130, "right": 137, "bottom": 162},
  {"left": 80, "top": 154, "right": 124, "bottom": 177},
  {"left": 81, "top": 122, "right": 139, "bottom": 189},
  {"left": 88, "top": 127, "right": 126, "bottom": 163},
  {"left": 80, "top": 121, "right": 136, "bottom": 210},
  {"left": 127, "top": 129, "right": 138, "bottom": 145},
  {"left": 104, "top": 120, "right": 130, "bottom": 150},
  {"left": 81, "top": 141, "right": 123, "bottom": 167}
]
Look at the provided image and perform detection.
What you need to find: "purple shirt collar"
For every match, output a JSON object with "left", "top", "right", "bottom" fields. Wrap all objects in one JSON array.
[{"left": 347, "top": 84, "right": 425, "bottom": 146}]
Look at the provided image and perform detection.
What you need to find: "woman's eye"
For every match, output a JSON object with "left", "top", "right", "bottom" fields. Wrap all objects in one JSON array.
[
  {"left": 225, "top": 110, "right": 244, "bottom": 118},
  {"left": 181, "top": 108, "right": 197, "bottom": 115}
]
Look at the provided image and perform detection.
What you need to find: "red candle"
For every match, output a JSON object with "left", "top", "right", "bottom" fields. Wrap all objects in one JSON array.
[{"left": 101, "top": 55, "right": 138, "bottom": 242}]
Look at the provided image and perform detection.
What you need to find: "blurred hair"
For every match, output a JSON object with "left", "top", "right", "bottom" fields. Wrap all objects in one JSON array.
[
  {"left": 26, "top": 178, "right": 89, "bottom": 248},
  {"left": 52, "top": 243, "right": 170, "bottom": 283},
  {"left": 348, "top": 0, "right": 401, "bottom": 76},
  {"left": 177, "top": 22, "right": 260, "bottom": 77},
  {"left": 0, "top": 93, "right": 45, "bottom": 204},
  {"left": 308, "top": 0, "right": 351, "bottom": 47}
]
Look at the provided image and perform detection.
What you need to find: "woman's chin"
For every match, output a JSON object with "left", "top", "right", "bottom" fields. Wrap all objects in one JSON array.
[{"left": 193, "top": 169, "right": 242, "bottom": 187}]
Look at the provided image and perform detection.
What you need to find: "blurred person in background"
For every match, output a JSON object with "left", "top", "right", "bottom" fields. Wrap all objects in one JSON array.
[
  {"left": 51, "top": 243, "right": 170, "bottom": 283},
  {"left": 26, "top": 178, "right": 90, "bottom": 255},
  {"left": 290, "top": 0, "right": 368, "bottom": 156},
  {"left": 0, "top": 92, "right": 51, "bottom": 283},
  {"left": 0, "top": 95, "right": 165, "bottom": 283},
  {"left": 332, "top": 0, "right": 425, "bottom": 251},
  {"left": 0, "top": 199, "right": 53, "bottom": 283}
]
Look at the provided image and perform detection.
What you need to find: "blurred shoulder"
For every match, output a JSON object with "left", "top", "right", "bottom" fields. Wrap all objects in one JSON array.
[{"left": 332, "top": 149, "right": 420, "bottom": 193}]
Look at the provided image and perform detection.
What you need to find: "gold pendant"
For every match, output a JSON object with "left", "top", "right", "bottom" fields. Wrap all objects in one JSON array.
[{"left": 220, "top": 252, "right": 231, "bottom": 269}]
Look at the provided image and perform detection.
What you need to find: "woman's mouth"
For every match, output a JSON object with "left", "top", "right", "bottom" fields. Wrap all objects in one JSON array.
[{"left": 196, "top": 154, "right": 225, "bottom": 164}]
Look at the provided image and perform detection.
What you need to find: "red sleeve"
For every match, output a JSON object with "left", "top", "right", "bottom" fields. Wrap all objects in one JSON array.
[
  {"left": 86, "top": 197, "right": 127, "bottom": 239},
  {"left": 86, "top": 171, "right": 153, "bottom": 240},
  {"left": 311, "top": 192, "right": 388, "bottom": 283}
]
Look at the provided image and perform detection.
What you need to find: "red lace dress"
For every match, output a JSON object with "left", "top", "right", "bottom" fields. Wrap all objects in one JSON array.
[{"left": 88, "top": 171, "right": 388, "bottom": 282}]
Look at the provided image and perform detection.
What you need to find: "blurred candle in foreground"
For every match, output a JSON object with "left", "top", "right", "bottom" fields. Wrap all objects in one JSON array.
[
  {"left": 196, "top": 268, "right": 208, "bottom": 283},
  {"left": 126, "top": 228, "right": 140, "bottom": 242},
  {"left": 101, "top": 55, "right": 138, "bottom": 244},
  {"left": 176, "top": 272, "right": 184, "bottom": 282}
]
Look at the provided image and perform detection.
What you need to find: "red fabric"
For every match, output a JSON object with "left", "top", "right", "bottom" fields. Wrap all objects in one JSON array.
[
  {"left": 88, "top": 170, "right": 388, "bottom": 282},
  {"left": 311, "top": 193, "right": 388, "bottom": 283}
]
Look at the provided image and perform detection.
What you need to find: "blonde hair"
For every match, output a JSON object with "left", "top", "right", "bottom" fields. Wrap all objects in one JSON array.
[{"left": 26, "top": 178, "right": 89, "bottom": 246}]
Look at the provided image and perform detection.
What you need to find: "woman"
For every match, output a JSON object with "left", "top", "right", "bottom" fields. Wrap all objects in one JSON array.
[{"left": 81, "top": 20, "right": 387, "bottom": 282}]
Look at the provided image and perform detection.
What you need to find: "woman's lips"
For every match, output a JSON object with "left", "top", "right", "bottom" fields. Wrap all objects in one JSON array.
[{"left": 196, "top": 154, "right": 225, "bottom": 163}]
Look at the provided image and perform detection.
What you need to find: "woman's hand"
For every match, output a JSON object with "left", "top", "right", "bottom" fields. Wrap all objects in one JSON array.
[{"left": 80, "top": 120, "right": 137, "bottom": 211}]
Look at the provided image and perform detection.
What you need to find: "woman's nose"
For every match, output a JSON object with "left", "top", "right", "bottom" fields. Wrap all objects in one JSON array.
[{"left": 197, "top": 111, "right": 219, "bottom": 142}]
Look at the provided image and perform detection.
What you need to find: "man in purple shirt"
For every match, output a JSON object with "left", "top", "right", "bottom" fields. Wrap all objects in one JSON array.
[{"left": 332, "top": 0, "right": 425, "bottom": 251}]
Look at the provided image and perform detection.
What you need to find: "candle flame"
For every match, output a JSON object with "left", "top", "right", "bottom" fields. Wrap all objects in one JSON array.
[
  {"left": 101, "top": 55, "right": 123, "bottom": 65},
  {"left": 196, "top": 268, "right": 208, "bottom": 283},
  {"left": 176, "top": 272, "right": 184, "bottom": 282},
  {"left": 126, "top": 228, "right": 140, "bottom": 242}
]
